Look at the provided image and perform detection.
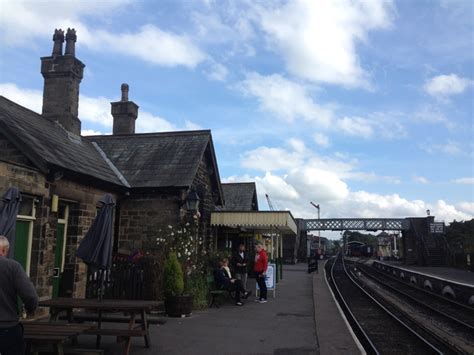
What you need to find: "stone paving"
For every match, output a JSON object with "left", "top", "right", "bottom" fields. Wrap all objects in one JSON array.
[{"left": 79, "top": 264, "right": 318, "bottom": 355}]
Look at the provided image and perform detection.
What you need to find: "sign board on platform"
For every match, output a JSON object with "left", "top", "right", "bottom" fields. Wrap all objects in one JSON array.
[
  {"left": 429, "top": 223, "right": 445, "bottom": 234},
  {"left": 256, "top": 263, "right": 276, "bottom": 298}
]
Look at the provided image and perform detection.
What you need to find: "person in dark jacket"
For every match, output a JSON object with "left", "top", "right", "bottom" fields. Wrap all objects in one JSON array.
[
  {"left": 0, "top": 235, "right": 38, "bottom": 355},
  {"left": 233, "top": 243, "right": 248, "bottom": 291},
  {"left": 214, "top": 259, "right": 251, "bottom": 306}
]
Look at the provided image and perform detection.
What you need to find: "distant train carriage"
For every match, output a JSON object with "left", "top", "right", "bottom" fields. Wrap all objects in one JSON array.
[{"left": 347, "top": 241, "right": 373, "bottom": 257}]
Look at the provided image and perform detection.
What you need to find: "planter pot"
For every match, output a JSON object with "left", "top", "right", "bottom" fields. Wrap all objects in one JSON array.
[{"left": 165, "top": 295, "right": 193, "bottom": 317}]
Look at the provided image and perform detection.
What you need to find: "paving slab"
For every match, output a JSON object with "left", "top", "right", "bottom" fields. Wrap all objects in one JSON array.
[
  {"left": 313, "top": 260, "right": 362, "bottom": 355},
  {"left": 77, "top": 264, "right": 318, "bottom": 355}
]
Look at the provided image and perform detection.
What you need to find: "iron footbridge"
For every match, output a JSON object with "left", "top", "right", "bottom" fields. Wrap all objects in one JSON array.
[{"left": 304, "top": 218, "right": 409, "bottom": 231}]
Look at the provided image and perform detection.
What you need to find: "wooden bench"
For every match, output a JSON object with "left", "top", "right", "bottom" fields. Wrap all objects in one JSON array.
[
  {"left": 59, "top": 312, "right": 166, "bottom": 325},
  {"left": 23, "top": 322, "right": 93, "bottom": 355},
  {"left": 207, "top": 275, "right": 233, "bottom": 308}
]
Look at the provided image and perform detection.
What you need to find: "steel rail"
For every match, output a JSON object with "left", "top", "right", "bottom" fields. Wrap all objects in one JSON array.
[
  {"left": 329, "top": 255, "right": 379, "bottom": 355},
  {"left": 354, "top": 262, "right": 474, "bottom": 331},
  {"left": 331, "top": 253, "right": 444, "bottom": 354}
]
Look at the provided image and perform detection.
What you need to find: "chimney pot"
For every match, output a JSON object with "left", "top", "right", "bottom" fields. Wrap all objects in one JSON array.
[
  {"left": 112, "top": 84, "right": 138, "bottom": 135},
  {"left": 65, "top": 28, "right": 77, "bottom": 56},
  {"left": 121, "top": 83, "right": 129, "bottom": 102},
  {"left": 52, "top": 29, "right": 65, "bottom": 56}
]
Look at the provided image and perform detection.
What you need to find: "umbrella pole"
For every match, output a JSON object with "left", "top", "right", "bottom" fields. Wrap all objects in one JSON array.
[{"left": 99, "top": 269, "right": 104, "bottom": 301}]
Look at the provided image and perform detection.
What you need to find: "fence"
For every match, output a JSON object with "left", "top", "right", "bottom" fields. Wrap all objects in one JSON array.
[{"left": 86, "top": 254, "right": 146, "bottom": 300}]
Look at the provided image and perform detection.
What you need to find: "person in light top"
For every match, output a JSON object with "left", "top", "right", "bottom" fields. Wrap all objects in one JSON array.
[
  {"left": 254, "top": 241, "right": 268, "bottom": 303},
  {"left": 214, "top": 259, "right": 251, "bottom": 306}
]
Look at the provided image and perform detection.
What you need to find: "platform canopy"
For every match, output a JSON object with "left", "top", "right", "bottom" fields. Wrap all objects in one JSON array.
[{"left": 211, "top": 211, "right": 297, "bottom": 235}]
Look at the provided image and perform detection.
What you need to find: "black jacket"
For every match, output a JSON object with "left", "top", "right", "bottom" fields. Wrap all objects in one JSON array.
[
  {"left": 214, "top": 268, "right": 231, "bottom": 289},
  {"left": 233, "top": 251, "right": 248, "bottom": 274}
]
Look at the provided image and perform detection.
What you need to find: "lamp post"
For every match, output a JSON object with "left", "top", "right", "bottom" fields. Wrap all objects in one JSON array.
[
  {"left": 426, "top": 209, "right": 430, "bottom": 216},
  {"left": 310, "top": 202, "right": 321, "bottom": 256}
]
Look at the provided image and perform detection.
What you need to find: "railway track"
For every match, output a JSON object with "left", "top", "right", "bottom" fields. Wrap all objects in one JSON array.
[
  {"left": 348, "top": 260, "right": 474, "bottom": 352},
  {"left": 326, "top": 254, "right": 458, "bottom": 354}
]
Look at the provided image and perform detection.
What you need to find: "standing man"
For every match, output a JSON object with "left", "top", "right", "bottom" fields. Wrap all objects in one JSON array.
[
  {"left": 0, "top": 235, "right": 38, "bottom": 355},
  {"left": 254, "top": 241, "right": 268, "bottom": 303},
  {"left": 233, "top": 243, "right": 248, "bottom": 291}
]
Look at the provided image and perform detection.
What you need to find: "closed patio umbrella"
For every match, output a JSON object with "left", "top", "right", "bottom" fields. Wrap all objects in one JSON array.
[
  {"left": 0, "top": 187, "right": 22, "bottom": 258},
  {"left": 76, "top": 194, "right": 115, "bottom": 298}
]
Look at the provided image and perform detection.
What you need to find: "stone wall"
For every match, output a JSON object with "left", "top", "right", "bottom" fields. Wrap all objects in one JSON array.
[
  {"left": 52, "top": 179, "right": 118, "bottom": 298},
  {"left": 117, "top": 192, "right": 182, "bottom": 250},
  {"left": 192, "top": 147, "right": 222, "bottom": 245},
  {"left": 0, "top": 155, "right": 116, "bottom": 302}
]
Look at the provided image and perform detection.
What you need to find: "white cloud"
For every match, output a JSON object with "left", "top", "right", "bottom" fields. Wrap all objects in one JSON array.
[
  {"left": 93, "top": 25, "right": 206, "bottom": 68},
  {"left": 0, "top": 2, "right": 206, "bottom": 69},
  {"left": 337, "top": 116, "right": 374, "bottom": 138},
  {"left": 453, "top": 177, "right": 474, "bottom": 184},
  {"left": 413, "top": 176, "right": 429, "bottom": 184},
  {"left": 313, "top": 133, "right": 330, "bottom": 147},
  {"left": 239, "top": 72, "right": 334, "bottom": 126},
  {"left": 0, "top": 83, "right": 43, "bottom": 112},
  {"left": 0, "top": 0, "right": 129, "bottom": 46},
  {"left": 420, "top": 140, "right": 463, "bottom": 155},
  {"left": 336, "top": 112, "right": 407, "bottom": 140},
  {"left": 241, "top": 146, "right": 305, "bottom": 172},
  {"left": 0, "top": 83, "right": 201, "bottom": 134},
  {"left": 81, "top": 129, "right": 104, "bottom": 136},
  {"left": 457, "top": 202, "right": 474, "bottom": 215},
  {"left": 256, "top": 0, "right": 394, "bottom": 88},
  {"left": 184, "top": 120, "right": 203, "bottom": 131},
  {"left": 424, "top": 74, "right": 472, "bottom": 99},
  {"left": 233, "top": 140, "right": 472, "bottom": 226},
  {"left": 414, "top": 105, "right": 455, "bottom": 129},
  {"left": 204, "top": 62, "right": 229, "bottom": 81}
]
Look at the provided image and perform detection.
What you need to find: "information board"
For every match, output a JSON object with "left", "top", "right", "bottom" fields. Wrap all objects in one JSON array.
[
  {"left": 256, "top": 263, "right": 276, "bottom": 298},
  {"left": 429, "top": 223, "right": 445, "bottom": 234}
]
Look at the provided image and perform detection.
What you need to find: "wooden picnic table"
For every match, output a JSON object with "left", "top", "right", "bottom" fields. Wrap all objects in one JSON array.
[
  {"left": 23, "top": 321, "right": 93, "bottom": 355},
  {"left": 39, "top": 298, "right": 163, "bottom": 355}
]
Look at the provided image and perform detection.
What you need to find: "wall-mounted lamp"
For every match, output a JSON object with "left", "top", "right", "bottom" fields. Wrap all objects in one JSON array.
[
  {"left": 51, "top": 194, "right": 59, "bottom": 213},
  {"left": 185, "top": 190, "right": 200, "bottom": 212}
]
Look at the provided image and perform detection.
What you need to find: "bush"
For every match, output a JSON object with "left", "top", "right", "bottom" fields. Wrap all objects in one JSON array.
[
  {"left": 163, "top": 251, "right": 184, "bottom": 297},
  {"left": 185, "top": 273, "right": 208, "bottom": 310}
]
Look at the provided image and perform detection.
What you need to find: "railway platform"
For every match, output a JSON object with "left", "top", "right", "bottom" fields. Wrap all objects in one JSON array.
[
  {"left": 376, "top": 260, "right": 474, "bottom": 286},
  {"left": 313, "top": 260, "right": 361, "bottom": 354}
]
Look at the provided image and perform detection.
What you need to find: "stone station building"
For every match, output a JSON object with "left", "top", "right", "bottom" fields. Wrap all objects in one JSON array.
[{"left": 0, "top": 29, "right": 224, "bottom": 302}]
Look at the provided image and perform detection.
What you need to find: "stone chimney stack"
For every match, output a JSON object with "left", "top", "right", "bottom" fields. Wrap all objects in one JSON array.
[
  {"left": 41, "top": 28, "right": 84, "bottom": 135},
  {"left": 111, "top": 84, "right": 139, "bottom": 135}
]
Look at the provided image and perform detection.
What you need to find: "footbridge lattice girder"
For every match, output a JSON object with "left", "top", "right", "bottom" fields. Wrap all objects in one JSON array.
[{"left": 303, "top": 218, "right": 409, "bottom": 231}]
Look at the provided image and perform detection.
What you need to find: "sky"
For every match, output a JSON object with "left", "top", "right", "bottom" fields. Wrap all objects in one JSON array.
[{"left": 0, "top": 0, "right": 473, "bottom": 235}]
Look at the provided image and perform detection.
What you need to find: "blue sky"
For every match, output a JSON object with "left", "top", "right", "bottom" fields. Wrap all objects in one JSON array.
[{"left": 0, "top": 0, "right": 473, "bottom": 227}]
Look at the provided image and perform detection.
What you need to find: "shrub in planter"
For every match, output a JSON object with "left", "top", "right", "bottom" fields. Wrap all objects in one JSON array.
[{"left": 164, "top": 251, "right": 193, "bottom": 317}]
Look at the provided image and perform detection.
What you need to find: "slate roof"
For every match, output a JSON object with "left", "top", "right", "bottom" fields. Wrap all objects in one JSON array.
[
  {"left": 0, "top": 96, "right": 126, "bottom": 187},
  {"left": 222, "top": 182, "right": 258, "bottom": 211},
  {"left": 87, "top": 131, "right": 219, "bottom": 190}
]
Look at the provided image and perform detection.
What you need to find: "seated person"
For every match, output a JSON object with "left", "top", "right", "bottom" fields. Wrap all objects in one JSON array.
[
  {"left": 222, "top": 258, "right": 232, "bottom": 278},
  {"left": 214, "top": 259, "right": 251, "bottom": 306}
]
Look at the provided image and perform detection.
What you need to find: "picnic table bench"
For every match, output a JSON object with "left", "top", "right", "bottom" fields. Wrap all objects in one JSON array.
[
  {"left": 39, "top": 298, "right": 163, "bottom": 355},
  {"left": 23, "top": 322, "right": 93, "bottom": 355}
]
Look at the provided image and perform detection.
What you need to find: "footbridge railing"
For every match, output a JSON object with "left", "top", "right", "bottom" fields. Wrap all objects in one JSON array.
[{"left": 303, "top": 218, "right": 410, "bottom": 231}]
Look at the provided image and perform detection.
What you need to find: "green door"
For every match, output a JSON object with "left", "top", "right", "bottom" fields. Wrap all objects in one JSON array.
[
  {"left": 52, "top": 223, "right": 65, "bottom": 298},
  {"left": 14, "top": 220, "right": 31, "bottom": 272}
]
